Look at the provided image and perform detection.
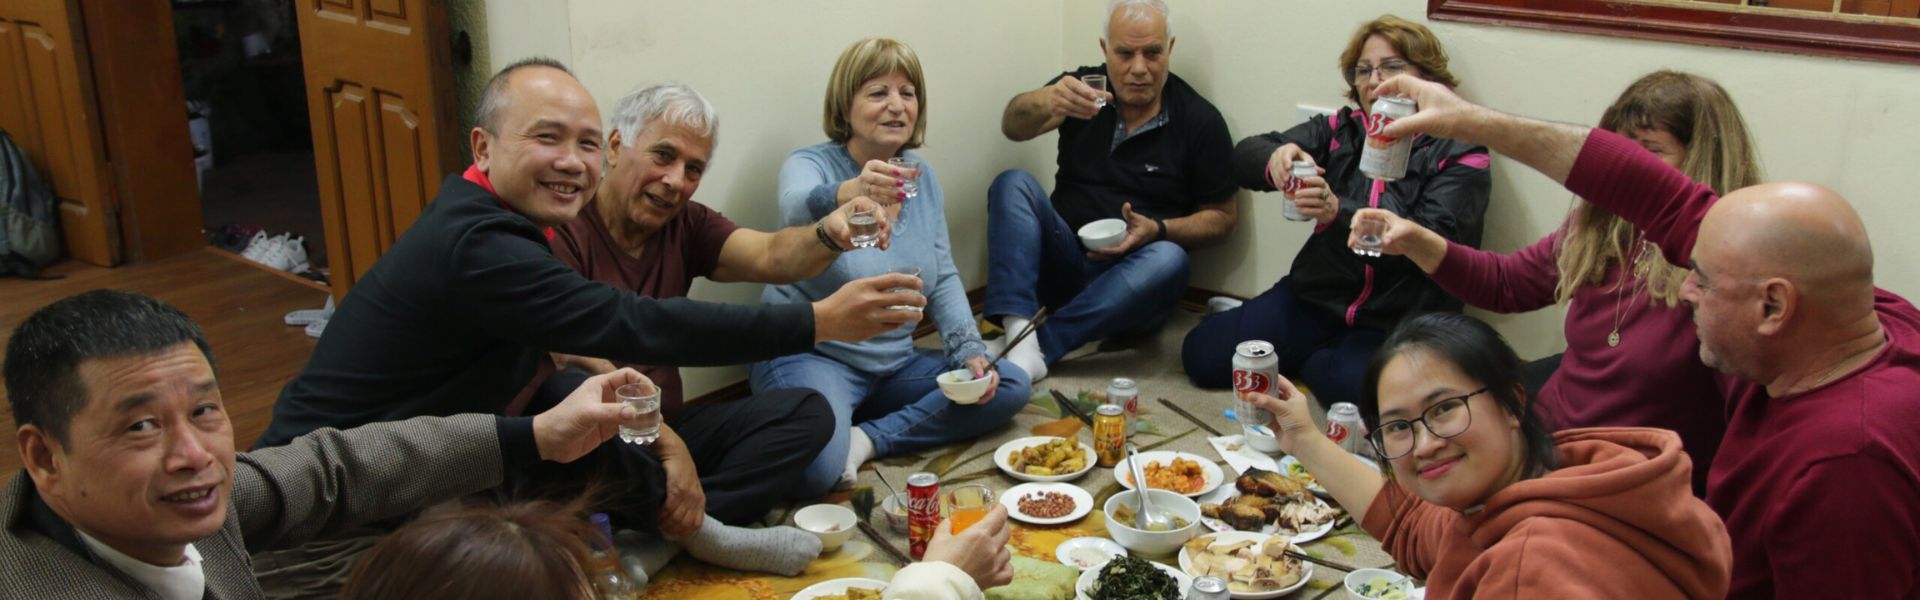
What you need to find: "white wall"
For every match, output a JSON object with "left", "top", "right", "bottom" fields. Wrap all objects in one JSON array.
[
  {"left": 485, "top": 0, "right": 1920, "bottom": 390},
  {"left": 486, "top": 0, "right": 1064, "bottom": 397},
  {"left": 1066, "top": 0, "right": 1920, "bottom": 359}
]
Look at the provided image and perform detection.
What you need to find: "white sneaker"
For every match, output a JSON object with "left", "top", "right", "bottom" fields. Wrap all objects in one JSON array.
[
  {"left": 282, "top": 235, "right": 310, "bottom": 274},
  {"left": 245, "top": 233, "right": 295, "bottom": 271},
  {"left": 238, "top": 231, "right": 274, "bottom": 263}
]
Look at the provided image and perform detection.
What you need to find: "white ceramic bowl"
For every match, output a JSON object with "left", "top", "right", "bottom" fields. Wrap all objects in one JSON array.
[
  {"left": 1077, "top": 218, "right": 1127, "bottom": 251},
  {"left": 1103, "top": 489, "right": 1202, "bottom": 555},
  {"left": 794, "top": 504, "right": 857, "bottom": 552},
  {"left": 936, "top": 369, "right": 992, "bottom": 404},
  {"left": 994, "top": 436, "right": 1096, "bottom": 482},
  {"left": 1344, "top": 567, "right": 1420, "bottom": 600},
  {"left": 793, "top": 577, "right": 890, "bottom": 600},
  {"left": 878, "top": 492, "right": 910, "bottom": 534}
]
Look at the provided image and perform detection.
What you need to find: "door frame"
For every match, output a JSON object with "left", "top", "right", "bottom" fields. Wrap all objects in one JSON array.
[{"left": 79, "top": 0, "right": 201, "bottom": 263}]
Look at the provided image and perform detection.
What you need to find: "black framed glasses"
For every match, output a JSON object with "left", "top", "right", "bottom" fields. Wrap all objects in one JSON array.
[
  {"left": 1349, "top": 61, "right": 1411, "bottom": 84},
  {"left": 1368, "top": 387, "right": 1487, "bottom": 460}
]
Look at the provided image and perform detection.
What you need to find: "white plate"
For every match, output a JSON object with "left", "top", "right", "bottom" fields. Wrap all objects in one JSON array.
[
  {"left": 1075, "top": 559, "right": 1192, "bottom": 600},
  {"left": 1196, "top": 486, "right": 1339, "bottom": 544},
  {"left": 1177, "top": 531, "right": 1314, "bottom": 599},
  {"left": 792, "top": 577, "right": 890, "bottom": 600},
  {"left": 1002, "top": 482, "right": 1094, "bottom": 525},
  {"left": 1114, "top": 451, "right": 1225, "bottom": 498},
  {"left": 1277, "top": 454, "right": 1378, "bottom": 493},
  {"left": 1055, "top": 536, "right": 1127, "bottom": 571},
  {"left": 995, "top": 436, "right": 1097, "bottom": 482}
]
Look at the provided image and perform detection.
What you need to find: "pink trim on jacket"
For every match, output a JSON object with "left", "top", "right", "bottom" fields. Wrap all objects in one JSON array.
[{"left": 1345, "top": 179, "right": 1387, "bottom": 325}]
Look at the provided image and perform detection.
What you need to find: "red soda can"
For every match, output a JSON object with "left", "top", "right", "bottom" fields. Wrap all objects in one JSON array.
[
  {"left": 1280, "top": 160, "right": 1315, "bottom": 222},
  {"left": 1231, "top": 341, "right": 1278, "bottom": 426},
  {"left": 1325, "top": 402, "right": 1371, "bottom": 456},
  {"left": 906, "top": 472, "right": 940, "bottom": 559}
]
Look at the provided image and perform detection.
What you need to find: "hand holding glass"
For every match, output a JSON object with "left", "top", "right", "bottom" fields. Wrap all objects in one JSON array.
[
  {"left": 886, "top": 265, "right": 924, "bottom": 314},
  {"left": 886, "top": 157, "right": 921, "bottom": 201},
  {"left": 616, "top": 382, "right": 662, "bottom": 444},
  {"left": 848, "top": 205, "right": 881, "bottom": 249},
  {"left": 1353, "top": 215, "right": 1387, "bottom": 257},
  {"left": 1082, "top": 74, "right": 1108, "bottom": 109},
  {"left": 945, "top": 484, "right": 994, "bottom": 533}
]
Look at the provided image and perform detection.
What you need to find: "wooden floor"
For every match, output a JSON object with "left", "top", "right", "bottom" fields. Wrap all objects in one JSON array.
[{"left": 0, "top": 248, "right": 328, "bottom": 473}]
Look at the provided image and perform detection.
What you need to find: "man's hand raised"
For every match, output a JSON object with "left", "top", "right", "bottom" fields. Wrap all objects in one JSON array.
[
  {"left": 531, "top": 369, "right": 650, "bottom": 463},
  {"left": 813, "top": 274, "right": 925, "bottom": 343}
]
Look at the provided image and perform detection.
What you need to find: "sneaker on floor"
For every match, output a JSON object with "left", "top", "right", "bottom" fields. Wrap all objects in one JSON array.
[
  {"left": 247, "top": 233, "right": 297, "bottom": 272},
  {"left": 1207, "top": 296, "right": 1244, "bottom": 315},
  {"left": 282, "top": 235, "right": 311, "bottom": 274},
  {"left": 238, "top": 231, "right": 274, "bottom": 264}
]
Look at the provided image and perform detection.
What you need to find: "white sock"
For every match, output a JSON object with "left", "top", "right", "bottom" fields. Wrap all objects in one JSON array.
[
  {"left": 845, "top": 427, "right": 876, "bottom": 483},
  {"left": 679, "top": 516, "right": 821, "bottom": 576},
  {"left": 1002, "top": 317, "right": 1049, "bottom": 382}
]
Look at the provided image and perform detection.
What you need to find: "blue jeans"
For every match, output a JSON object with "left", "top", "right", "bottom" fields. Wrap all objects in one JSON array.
[
  {"left": 1181, "top": 277, "right": 1387, "bottom": 415},
  {"left": 749, "top": 349, "right": 1032, "bottom": 497},
  {"left": 983, "top": 170, "right": 1192, "bottom": 363}
]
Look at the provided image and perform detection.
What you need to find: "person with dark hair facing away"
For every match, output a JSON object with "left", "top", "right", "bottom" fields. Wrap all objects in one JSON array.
[
  {"left": 1182, "top": 14, "right": 1491, "bottom": 417},
  {"left": 1363, "top": 72, "right": 1920, "bottom": 600},
  {"left": 1248, "top": 313, "right": 1731, "bottom": 599},
  {"left": 0, "top": 290, "right": 646, "bottom": 598},
  {"left": 258, "top": 57, "right": 917, "bottom": 577},
  {"left": 1352, "top": 70, "right": 1762, "bottom": 495}
]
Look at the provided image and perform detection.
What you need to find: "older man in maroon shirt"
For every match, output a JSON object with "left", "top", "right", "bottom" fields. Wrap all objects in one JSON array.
[{"left": 1367, "top": 75, "right": 1920, "bottom": 600}]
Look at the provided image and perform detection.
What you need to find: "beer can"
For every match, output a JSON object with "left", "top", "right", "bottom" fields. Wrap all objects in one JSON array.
[
  {"left": 1187, "top": 576, "right": 1231, "bottom": 600},
  {"left": 1325, "top": 402, "right": 1371, "bottom": 456},
  {"left": 906, "top": 472, "right": 941, "bottom": 560},
  {"left": 1232, "top": 341, "right": 1279, "bottom": 427},
  {"left": 1107, "top": 377, "right": 1139, "bottom": 437},
  {"left": 1359, "top": 96, "right": 1416, "bottom": 181},
  {"left": 1280, "top": 160, "right": 1315, "bottom": 222},
  {"left": 1094, "top": 404, "right": 1127, "bottom": 468}
]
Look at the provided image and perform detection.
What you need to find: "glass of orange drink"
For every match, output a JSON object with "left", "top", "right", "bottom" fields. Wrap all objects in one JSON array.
[{"left": 944, "top": 485, "right": 994, "bottom": 533}]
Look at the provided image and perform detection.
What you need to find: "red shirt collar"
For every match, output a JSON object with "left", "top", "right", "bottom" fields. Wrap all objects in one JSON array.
[{"left": 463, "top": 165, "right": 555, "bottom": 240}]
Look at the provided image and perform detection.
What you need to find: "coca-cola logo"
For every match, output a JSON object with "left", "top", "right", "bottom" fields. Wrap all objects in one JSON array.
[
  {"left": 1232, "top": 370, "right": 1271, "bottom": 396},
  {"left": 1325, "top": 421, "right": 1349, "bottom": 443}
]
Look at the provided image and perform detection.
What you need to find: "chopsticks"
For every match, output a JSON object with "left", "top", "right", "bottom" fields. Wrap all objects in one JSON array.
[
  {"left": 981, "top": 307, "right": 1049, "bottom": 375},
  {"left": 857, "top": 521, "right": 911, "bottom": 566},
  {"left": 1157, "top": 397, "right": 1223, "bottom": 437},
  {"left": 1284, "top": 549, "right": 1364, "bottom": 574},
  {"left": 1050, "top": 389, "right": 1095, "bottom": 425}
]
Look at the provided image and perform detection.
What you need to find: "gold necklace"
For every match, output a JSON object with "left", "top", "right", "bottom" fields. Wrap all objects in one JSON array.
[{"left": 1606, "top": 241, "right": 1652, "bottom": 348}]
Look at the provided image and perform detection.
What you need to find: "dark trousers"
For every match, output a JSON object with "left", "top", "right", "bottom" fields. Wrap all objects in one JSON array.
[
  {"left": 1182, "top": 278, "right": 1388, "bottom": 416},
  {"left": 508, "top": 368, "right": 834, "bottom": 532}
]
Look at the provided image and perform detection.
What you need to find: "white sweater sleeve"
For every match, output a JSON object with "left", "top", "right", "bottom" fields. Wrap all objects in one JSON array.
[{"left": 884, "top": 561, "right": 984, "bottom": 600}]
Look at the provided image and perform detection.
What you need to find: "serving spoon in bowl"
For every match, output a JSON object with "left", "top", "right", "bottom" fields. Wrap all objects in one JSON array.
[{"left": 1124, "top": 444, "right": 1172, "bottom": 531}]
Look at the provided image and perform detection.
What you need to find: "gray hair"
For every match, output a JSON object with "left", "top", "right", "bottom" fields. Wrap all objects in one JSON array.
[
  {"left": 608, "top": 82, "right": 719, "bottom": 150},
  {"left": 1105, "top": 0, "right": 1171, "bottom": 41}
]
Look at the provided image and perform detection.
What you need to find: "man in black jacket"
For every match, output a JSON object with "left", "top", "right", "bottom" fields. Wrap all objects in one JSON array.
[{"left": 257, "top": 58, "right": 920, "bottom": 577}]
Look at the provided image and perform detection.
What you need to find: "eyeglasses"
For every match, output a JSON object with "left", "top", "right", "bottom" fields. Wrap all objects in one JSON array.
[
  {"left": 1368, "top": 387, "right": 1487, "bottom": 460},
  {"left": 1350, "top": 61, "right": 1411, "bottom": 84}
]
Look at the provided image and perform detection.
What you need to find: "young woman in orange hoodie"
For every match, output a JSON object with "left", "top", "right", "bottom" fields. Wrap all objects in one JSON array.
[{"left": 1249, "top": 312, "right": 1731, "bottom": 599}]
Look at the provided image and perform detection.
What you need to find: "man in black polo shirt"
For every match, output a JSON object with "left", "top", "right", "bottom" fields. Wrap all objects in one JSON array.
[{"left": 986, "top": 0, "right": 1238, "bottom": 381}]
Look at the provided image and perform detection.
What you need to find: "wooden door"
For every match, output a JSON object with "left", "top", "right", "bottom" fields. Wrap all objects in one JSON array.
[
  {"left": 0, "top": 0, "right": 121, "bottom": 266},
  {"left": 296, "top": 0, "right": 461, "bottom": 299}
]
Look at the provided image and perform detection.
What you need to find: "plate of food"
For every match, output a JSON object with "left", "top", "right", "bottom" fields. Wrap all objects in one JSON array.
[
  {"left": 1177, "top": 531, "right": 1313, "bottom": 599},
  {"left": 1055, "top": 536, "right": 1127, "bottom": 571},
  {"left": 1114, "top": 451, "right": 1225, "bottom": 498},
  {"left": 792, "top": 577, "right": 889, "bottom": 600},
  {"left": 1003, "top": 482, "right": 1094, "bottom": 525},
  {"left": 1277, "top": 454, "right": 1377, "bottom": 494},
  {"left": 997, "top": 436, "right": 1096, "bottom": 482},
  {"left": 1075, "top": 554, "right": 1192, "bottom": 600},
  {"left": 1199, "top": 468, "right": 1341, "bottom": 544}
]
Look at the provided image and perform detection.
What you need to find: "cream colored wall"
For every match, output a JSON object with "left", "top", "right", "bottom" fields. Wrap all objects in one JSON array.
[
  {"left": 483, "top": 0, "right": 1920, "bottom": 390},
  {"left": 484, "top": 0, "right": 1064, "bottom": 397},
  {"left": 1066, "top": 0, "right": 1920, "bottom": 359}
]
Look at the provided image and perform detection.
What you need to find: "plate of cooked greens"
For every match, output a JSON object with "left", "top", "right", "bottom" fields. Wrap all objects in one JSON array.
[{"left": 1075, "top": 555, "right": 1192, "bottom": 600}]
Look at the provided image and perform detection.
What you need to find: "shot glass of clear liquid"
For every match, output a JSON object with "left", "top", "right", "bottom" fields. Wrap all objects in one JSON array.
[
  {"left": 886, "top": 157, "right": 921, "bottom": 201},
  {"left": 886, "top": 265, "right": 924, "bottom": 315},
  {"left": 848, "top": 205, "right": 881, "bottom": 249},
  {"left": 617, "top": 382, "right": 662, "bottom": 445},
  {"left": 1353, "top": 216, "right": 1387, "bottom": 257},
  {"left": 1082, "top": 74, "right": 1108, "bottom": 109}
]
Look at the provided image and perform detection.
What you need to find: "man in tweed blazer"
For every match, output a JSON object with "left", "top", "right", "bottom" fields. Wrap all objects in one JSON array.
[{"left": 0, "top": 290, "right": 645, "bottom": 599}]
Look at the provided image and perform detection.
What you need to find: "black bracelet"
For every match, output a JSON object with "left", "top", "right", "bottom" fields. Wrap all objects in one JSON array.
[
  {"left": 1153, "top": 218, "right": 1168, "bottom": 242},
  {"left": 815, "top": 222, "right": 846, "bottom": 253}
]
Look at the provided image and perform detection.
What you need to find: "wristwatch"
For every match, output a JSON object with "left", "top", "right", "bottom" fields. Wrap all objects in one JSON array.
[
  {"left": 1153, "top": 218, "right": 1168, "bottom": 242},
  {"left": 815, "top": 221, "right": 846, "bottom": 253}
]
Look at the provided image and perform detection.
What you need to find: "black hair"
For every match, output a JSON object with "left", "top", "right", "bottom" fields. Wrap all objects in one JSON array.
[
  {"left": 1362, "top": 312, "right": 1560, "bottom": 476},
  {"left": 4, "top": 290, "right": 214, "bottom": 444},
  {"left": 475, "top": 56, "right": 575, "bottom": 134}
]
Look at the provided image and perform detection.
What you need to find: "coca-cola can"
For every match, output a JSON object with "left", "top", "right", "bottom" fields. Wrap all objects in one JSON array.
[
  {"left": 1360, "top": 96, "right": 1415, "bottom": 181},
  {"left": 1232, "top": 341, "right": 1279, "bottom": 427},
  {"left": 906, "top": 472, "right": 940, "bottom": 560},
  {"left": 1325, "top": 402, "right": 1371, "bottom": 456},
  {"left": 1280, "top": 160, "right": 1315, "bottom": 222},
  {"left": 1107, "top": 377, "right": 1139, "bottom": 437}
]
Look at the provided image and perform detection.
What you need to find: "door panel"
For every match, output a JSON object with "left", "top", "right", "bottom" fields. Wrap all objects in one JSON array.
[
  {"left": 0, "top": 0, "right": 119, "bottom": 266},
  {"left": 298, "top": 0, "right": 459, "bottom": 299}
]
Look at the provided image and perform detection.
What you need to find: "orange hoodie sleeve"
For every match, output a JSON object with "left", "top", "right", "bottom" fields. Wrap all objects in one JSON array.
[
  {"left": 1465, "top": 519, "right": 1677, "bottom": 600},
  {"left": 1360, "top": 482, "right": 1457, "bottom": 580}
]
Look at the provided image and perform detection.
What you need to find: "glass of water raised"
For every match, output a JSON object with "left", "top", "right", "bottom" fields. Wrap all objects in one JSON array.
[
  {"left": 1353, "top": 215, "right": 1387, "bottom": 257},
  {"left": 1082, "top": 74, "right": 1108, "bottom": 109},
  {"left": 887, "top": 157, "right": 921, "bottom": 201},
  {"left": 848, "top": 205, "right": 881, "bottom": 249},
  {"left": 886, "top": 265, "right": 925, "bottom": 315},
  {"left": 616, "top": 382, "right": 662, "bottom": 445}
]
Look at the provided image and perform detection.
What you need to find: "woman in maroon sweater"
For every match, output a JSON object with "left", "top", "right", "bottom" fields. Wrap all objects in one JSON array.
[{"left": 1353, "top": 71, "right": 1760, "bottom": 493}]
